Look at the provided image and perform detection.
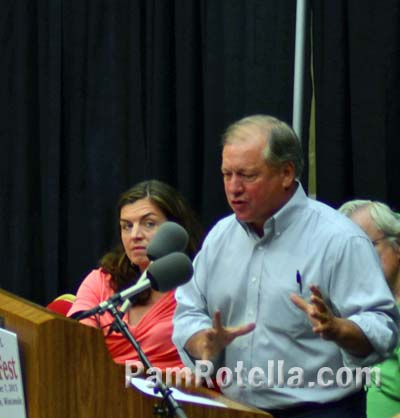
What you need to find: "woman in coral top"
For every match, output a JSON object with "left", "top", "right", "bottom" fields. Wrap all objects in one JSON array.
[{"left": 68, "top": 180, "right": 202, "bottom": 369}]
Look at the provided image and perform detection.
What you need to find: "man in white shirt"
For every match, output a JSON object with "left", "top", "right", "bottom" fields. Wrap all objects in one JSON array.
[{"left": 173, "top": 115, "right": 399, "bottom": 418}]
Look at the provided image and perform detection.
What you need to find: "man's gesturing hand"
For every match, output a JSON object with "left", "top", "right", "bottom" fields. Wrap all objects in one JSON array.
[
  {"left": 290, "top": 284, "right": 373, "bottom": 356},
  {"left": 185, "top": 310, "right": 256, "bottom": 361},
  {"left": 290, "top": 284, "right": 339, "bottom": 340}
]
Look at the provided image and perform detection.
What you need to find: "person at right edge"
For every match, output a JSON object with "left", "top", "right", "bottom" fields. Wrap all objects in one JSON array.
[
  {"left": 172, "top": 114, "right": 400, "bottom": 418},
  {"left": 339, "top": 200, "right": 400, "bottom": 418}
]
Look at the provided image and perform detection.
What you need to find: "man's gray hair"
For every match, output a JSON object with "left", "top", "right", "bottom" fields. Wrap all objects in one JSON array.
[{"left": 222, "top": 115, "right": 304, "bottom": 179}]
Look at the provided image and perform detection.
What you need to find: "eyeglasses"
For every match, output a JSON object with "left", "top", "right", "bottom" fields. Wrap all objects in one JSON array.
[{"left": 371, "top": 235, "right": 387, "bottom": 247}]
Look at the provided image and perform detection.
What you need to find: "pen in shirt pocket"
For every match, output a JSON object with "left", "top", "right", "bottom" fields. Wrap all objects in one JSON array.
[{"left": 296, "top": 270, "right": 303, "bottom": 294}]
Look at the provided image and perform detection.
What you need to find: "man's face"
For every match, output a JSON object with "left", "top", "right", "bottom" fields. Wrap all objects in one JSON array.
[{"left": 221, "top": 125, "right": 294, "bottom": 234}]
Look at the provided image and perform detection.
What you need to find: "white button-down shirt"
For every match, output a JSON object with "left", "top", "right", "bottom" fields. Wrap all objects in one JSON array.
[{"left": 173, "top": 184, "right": 399, "bottom": 409}]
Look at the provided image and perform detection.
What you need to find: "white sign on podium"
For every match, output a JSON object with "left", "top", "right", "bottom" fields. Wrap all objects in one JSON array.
[{"left": 0, "top": 328, "right": 27, "bottom": 418}]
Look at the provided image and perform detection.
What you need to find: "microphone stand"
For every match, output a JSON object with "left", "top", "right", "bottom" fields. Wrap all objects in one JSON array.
[{"left": 107, "top": 304, "right": 188, "bottom": 418}]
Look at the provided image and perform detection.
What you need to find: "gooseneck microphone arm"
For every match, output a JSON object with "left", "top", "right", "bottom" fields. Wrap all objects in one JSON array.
[
  {"left": 107, "top": 252, "right": 192, "bottom": 418},
  {"left": 72, "top": 221, "right": 189, "bottom": 322},
  {"left": 72, "top": 252, "right": 193, "bottom": 321},
  {"left": 107, "top": 306, "right": 188, "bottom": 418},
  {"left": 73, "top": 251, "right": 194, "bottom": 418},
  {"left": 71, "top": 280, "right": 151, "bottom": 321}
]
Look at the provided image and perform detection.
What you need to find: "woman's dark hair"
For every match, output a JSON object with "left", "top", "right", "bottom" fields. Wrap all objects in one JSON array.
[{"left": 99, "top": 180, "right": 203, "bottom": 300}]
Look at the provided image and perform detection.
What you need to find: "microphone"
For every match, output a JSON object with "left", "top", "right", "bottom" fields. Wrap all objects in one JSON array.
[
  {"left": 106, "top": 227, "right": 191, "bottom": 332},
  {"left": 105, "top": 297, "right": 134, "bottom": 335},
  {"left": 71, "top": 222, "right": 189, "bottom": 321},
  {"left": 131, "top": 220, "right": 189, "bottom": 292},
  {"left": 72, "top": 252, "right": 193, "bottom": 321},
  {"left": 121, "top": 221, "right": 189, "bottom": 296},
  {"left": 120, "top": 252, "right": 193, "bottom": 296},
  {"left": 146, "top": 221, "right": 189, "bottom": 260},
  {"left": 118, "top": 298, "right": 134, "bottom": 317}
]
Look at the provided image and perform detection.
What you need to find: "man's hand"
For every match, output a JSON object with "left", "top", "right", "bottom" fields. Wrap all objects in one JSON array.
[
  {"left": 185, "top": 310, "right": 256, "bottom": 360},
  {"left": 290, "top": 284, "right": 373, "bottom": 356},
  {"left": 290, "top": 284, "right": 340, "bottom": 340}
]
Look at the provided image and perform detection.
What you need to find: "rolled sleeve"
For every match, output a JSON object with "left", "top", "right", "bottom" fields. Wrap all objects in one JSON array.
[{"left": 342, "top": 310, "right": 400, "bottom": 367}]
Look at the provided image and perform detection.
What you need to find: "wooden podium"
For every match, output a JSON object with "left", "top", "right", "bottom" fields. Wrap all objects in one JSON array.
[{"left": 0, "top": 290, "right": 271, "bottom": 418}]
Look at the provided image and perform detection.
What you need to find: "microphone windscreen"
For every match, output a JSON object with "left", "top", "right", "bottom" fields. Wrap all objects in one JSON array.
[
  {"left": 147, "top": 221, "right": 189, "bottom": 260},
  {"left": 148, "top": 252, "right": 193, "bottom": 292}
]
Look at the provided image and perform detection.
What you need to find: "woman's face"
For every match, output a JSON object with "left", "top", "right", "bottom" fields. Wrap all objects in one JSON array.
[
  {"left": 119, "top": 198, "right": 167, "bottom": 271},
  {"left": 351, "top": 209, "right": 400, "bottom": 291}
]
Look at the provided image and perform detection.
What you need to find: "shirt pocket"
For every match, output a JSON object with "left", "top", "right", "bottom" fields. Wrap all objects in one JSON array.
[{"left": 262, "top": 289, "right": 313, "bottom": 339}]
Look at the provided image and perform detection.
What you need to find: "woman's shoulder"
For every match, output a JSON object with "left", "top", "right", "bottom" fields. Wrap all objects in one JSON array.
[
  {"left": 80, "top": 267, "right": 108, "bottom": 282},
  {"left": 78, "top": 268, "right": 113, "bottom": 295}
]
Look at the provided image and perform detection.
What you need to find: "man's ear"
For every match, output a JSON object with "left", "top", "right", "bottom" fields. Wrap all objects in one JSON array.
[{"left": 281, "top": 161, "right": 296, "bottom": 189}]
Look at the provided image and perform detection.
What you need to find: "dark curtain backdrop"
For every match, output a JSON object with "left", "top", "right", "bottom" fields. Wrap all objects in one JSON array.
[
  {"left": 2, "top": 0, "right": 398, "bottom": 307},
  {"left": 312, "top": 0, "right": 400, "bottom": 209},
  {"left": 0, "top": 0, "right": 297, "bottom": 305}
]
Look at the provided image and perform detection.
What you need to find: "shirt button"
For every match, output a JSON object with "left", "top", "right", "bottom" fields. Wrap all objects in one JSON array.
[
  {"left": 251, "top": 277, "right": 257, "bottom": 283},
  {"left": 276, "top": 231, "right": 281, "bottom": 236}
]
